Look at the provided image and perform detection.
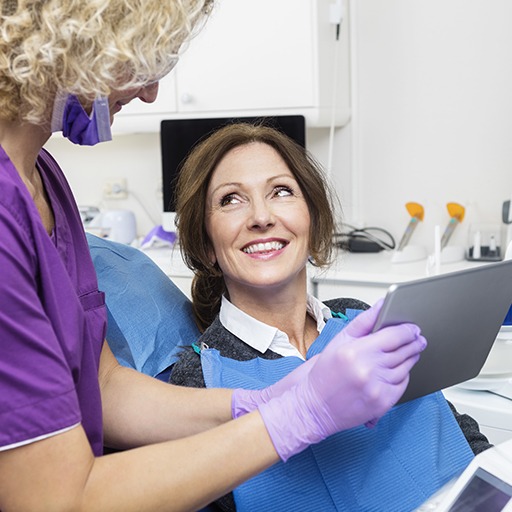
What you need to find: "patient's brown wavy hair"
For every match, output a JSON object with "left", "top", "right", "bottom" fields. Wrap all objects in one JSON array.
[{"left": 175, "top": 121, "right": 339, "bottom": 331}]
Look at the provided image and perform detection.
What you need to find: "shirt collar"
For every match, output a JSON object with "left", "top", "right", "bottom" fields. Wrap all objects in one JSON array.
[
  {"left": 219, "top": 296, "right": 277, "bottom": 354},
  {"left": 219, "top": 294, "right": 333, "bottom": 358}
]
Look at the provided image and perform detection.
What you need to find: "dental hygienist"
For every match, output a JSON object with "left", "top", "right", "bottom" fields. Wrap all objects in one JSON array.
[{"left": 0, "top": 1, "right": 428, "bottom": 510}]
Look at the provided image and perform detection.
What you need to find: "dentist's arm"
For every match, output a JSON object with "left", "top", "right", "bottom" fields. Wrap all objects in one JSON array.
[
  {"left": 0, "top": 407, "right": 278, "bottom": 512},
  {"left": 100, "top": 302, "right": 425, "bottom": 454},
  {"left": 99, "top": 342, "right": 233, "bottom": 449},
  {"left": 0, "top": 305, "right": 425, "bottom": 511}
]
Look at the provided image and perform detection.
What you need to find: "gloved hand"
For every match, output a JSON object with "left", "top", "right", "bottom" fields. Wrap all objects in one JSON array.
[
  {"left": 257, "top": 302, "right": 427, "bottom": 461},
  {"left": 232, "top": 301, "right": 408, "bottom": 424}
]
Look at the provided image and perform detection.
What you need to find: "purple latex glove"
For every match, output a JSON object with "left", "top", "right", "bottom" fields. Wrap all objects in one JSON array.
[
  {"left": 232, "top": 300, "right": 381, "bottom": 425},
  {"left": 233, "top": 357, "right": 376, "bottom": 429},
  {"left": 258, "top": 302, "right": 427, "bottom": 462}
]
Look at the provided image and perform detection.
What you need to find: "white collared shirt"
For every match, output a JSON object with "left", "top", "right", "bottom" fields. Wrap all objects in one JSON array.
[{"left": 219, "top": 295, "right": 333, "bottom": 360}]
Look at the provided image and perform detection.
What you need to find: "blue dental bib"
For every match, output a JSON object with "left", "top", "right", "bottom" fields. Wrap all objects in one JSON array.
[{"left": 201, "top": 316, "right": 473, "bottom": 512}]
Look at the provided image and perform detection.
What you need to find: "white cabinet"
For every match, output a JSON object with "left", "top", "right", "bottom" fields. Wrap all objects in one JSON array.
[{"left": 113, "top": 0, "right": 349, "bottom": 133}]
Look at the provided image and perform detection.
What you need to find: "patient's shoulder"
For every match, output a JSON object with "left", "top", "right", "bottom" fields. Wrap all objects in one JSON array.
[
  {"left": 169, "top": 317, "right": 242, "bottom": 388},
  {"left": 324, "top": 297, "right": 370, "bottom": 314},
  {"left": 168, "top": 345, "right": 205, "bottom": 387}
]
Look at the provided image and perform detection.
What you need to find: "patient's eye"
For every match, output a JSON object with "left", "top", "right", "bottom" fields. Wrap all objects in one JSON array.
[
  {"left": 220, "top": 193, "right": 241, "bottom": 207},
  {"left": 273, "top": 185, "right": 294, "bottom": 198}
]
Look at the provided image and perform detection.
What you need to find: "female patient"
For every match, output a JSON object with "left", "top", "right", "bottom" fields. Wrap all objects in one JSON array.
[{"left": 170, "top": 122, "right": 491, "bottom": 512}]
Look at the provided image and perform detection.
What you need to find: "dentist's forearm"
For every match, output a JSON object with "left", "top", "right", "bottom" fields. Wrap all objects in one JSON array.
[
  {"left": 99, "top": 343, "right": 233, "bottom": 449},
  {"left": 85, "top": 412, "right": 279, "bottom": 512},
  {"left": 0, "top": 412, "right": 279, "bottom": 512}
]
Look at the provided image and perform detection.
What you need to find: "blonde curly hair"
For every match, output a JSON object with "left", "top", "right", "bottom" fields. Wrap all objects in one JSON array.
[{"left": 0, "top": 0, "right": 213, "bottom": 125}]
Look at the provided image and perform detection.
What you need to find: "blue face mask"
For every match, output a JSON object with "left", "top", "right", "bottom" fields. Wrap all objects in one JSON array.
[{"left": 51, "top": 92, "right": 112, "bottom": 146}]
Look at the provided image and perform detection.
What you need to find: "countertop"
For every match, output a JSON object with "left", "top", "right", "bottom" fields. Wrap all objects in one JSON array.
[{"left": 309, "top": 249, "right": 486, "bottom": 286}]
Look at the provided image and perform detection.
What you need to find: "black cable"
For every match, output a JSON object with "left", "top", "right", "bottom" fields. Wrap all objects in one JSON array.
[{"left": 333, "top": 224, "right": 396, "bottom": 252}]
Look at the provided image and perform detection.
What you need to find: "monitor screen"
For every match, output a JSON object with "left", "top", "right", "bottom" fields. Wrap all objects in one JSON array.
[{"left": 160, "top": 115, "right": 306, "bottom": 220}]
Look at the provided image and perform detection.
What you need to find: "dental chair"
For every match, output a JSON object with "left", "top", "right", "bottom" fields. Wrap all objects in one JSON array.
[{"left": 87, "top": 233, "right": 200, "bottom": 379}]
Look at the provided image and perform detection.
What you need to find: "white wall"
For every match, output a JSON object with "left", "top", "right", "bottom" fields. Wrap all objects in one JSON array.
[
  {"left": 45, "top": 0, "right": 512, "bottom": 254},
  {"left": 351, "top": 0, "right": 512, "bottom": 252},
  {"left": 45, "top": 133, "right": 165, "bottom": 237}
]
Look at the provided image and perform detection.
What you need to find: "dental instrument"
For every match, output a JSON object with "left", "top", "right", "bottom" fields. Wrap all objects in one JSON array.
[
  {"left": 397, "top": 202, "right": 424, "bottom": 251},
  {"left": 441, "top": 202, "right": 465, "bottom": 249}
]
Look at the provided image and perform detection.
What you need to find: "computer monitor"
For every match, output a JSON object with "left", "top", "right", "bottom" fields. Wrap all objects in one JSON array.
[{"left": 159, "top": 115, "right": 306, "bottom": 231}]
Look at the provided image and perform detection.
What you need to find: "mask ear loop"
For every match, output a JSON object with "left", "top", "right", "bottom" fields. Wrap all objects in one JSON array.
[
  {"left": 92, "top": 96, "right": 112, "bottom": 142},
  {"left": 50, "top": 90, "right": 68, "bottom": 133}
]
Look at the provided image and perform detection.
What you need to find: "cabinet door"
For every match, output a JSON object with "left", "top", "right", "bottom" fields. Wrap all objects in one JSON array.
[
  {"left": 175, "top": 0, "right": 316, "bottom": 113},
  {"left": 111, "top": 0, "right": 343, "bottom": 133}
]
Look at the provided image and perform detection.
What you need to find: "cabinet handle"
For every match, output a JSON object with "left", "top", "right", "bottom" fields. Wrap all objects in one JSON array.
[{"left": 180, "top": 93, "right": 194, "bottom": 105}]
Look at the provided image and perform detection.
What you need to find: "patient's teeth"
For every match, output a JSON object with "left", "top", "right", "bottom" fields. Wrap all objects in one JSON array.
[{"left": 243, "top": 241, "right": 285, "bottom": 254}]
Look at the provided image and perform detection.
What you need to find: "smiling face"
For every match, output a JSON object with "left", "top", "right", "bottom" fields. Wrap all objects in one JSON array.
[{"left": 205, "top": 142, "right": 311, "bottom": 302}]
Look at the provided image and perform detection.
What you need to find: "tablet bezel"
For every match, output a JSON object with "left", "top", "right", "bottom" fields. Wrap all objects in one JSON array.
[{"left": 372, "top": 259, "right": 512, "bottom": 404}]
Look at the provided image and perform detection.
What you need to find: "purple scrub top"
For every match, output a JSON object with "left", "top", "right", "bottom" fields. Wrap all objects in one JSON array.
[{"left": 0, "top": 146, "right": 106, "bottom": 455}]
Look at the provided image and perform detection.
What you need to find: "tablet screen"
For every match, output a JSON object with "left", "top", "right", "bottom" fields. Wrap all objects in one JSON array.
[{"left": 448, "top": 467, "right": 512, "bottom": 512}]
